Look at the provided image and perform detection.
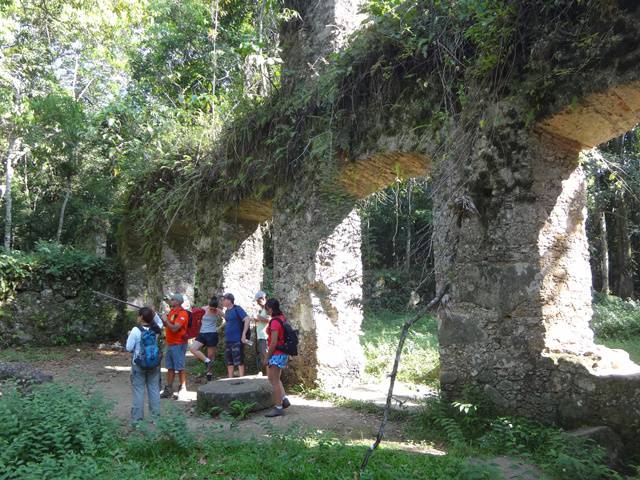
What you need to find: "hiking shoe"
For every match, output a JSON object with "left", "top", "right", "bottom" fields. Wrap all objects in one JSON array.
[
  {"left": 160, "top": 386, "right": 173, "bottom": 399},
  {"left": 282, "top": 397, "right": 291, "bottom": 409},
  {"left": 176, "top": 386, "right": 189, "bottom": 402},
  {"left": 265, "top": 407, "right": 284, "bottom": 418}
]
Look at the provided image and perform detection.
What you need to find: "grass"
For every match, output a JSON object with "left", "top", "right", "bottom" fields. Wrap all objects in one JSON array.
[
  {"left": 600, "top": 337, "right": 640, "bottom": 363},
  {"left": 592, "top": 293, "right": 640, "bottom": 364},
  {"left": 0, "top": 345, "right": 67, "bottom": 362},
  {"left": 361, "top": 308, "right": 439, "bottom": 385}
]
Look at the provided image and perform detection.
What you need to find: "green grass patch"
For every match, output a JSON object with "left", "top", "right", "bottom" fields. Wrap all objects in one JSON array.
[
  {"left": 0, "top": 346, "right": 67, "bottom": 363},
  {"left": 361, "top": 308, "right": 439, "bottom": 385},
  {"left": 600, "top": 337, "right": 640, "bottom": 363},
  {"left": 592, "top": 294, "right": 640, "bottom": 364}
]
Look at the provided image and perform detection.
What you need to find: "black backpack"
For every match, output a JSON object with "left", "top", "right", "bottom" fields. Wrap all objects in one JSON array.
[{"left": 272, "top": 317, "right": 298, "bottom": 356}]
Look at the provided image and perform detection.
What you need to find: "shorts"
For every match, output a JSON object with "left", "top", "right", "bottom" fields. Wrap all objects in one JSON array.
[
  {"left": 224, "top": 342, "right": 244, "bottom": 366},
  {"left": 257, "top": 339, "right": 268, "bottom": 362},
  {"left": 195, "top": 332, "right": 219, "bottom": 347},
  {"left": 165, "top": 343, "right": 187, "bottom": 371},
  {"left": 268, "top": 354, "right": 288, "bottom": 369}
]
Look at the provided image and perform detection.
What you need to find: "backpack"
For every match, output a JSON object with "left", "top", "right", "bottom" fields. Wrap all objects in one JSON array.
[
  {"left": 272, "top": 317, "right": 299, "bottom": 356},
  {"left": 184, "top": 307, "right": 204, "bottom": 341},
  {"left": 134, "top": 325, "right": 162, "bottom": 370}
]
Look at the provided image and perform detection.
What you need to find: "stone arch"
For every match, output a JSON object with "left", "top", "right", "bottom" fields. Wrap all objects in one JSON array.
[
  {"left": 434, "top": 79, "right": 640, "bottom": 446},
  {"left": 270, "top": 152, "right": 430, "bottom": 387}
]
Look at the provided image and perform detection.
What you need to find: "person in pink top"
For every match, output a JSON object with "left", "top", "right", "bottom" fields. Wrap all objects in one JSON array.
[{"left": 263, "top": 298, "right": 291, "bottom": 417}]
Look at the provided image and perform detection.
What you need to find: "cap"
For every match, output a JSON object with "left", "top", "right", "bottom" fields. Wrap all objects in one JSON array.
[
  {"left": 254, "top": 290, "right": 266, "bottom": 301},
  {"left": 223, "top": 293, "right": 235, "bottom": 303},
  {"left": 169, "top": 293, "right": 184, "bottom": 304}
]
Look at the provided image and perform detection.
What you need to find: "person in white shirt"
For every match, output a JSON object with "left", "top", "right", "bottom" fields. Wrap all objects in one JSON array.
[{"left": 126, "top": 307, "right": 162, "bottom": 424}]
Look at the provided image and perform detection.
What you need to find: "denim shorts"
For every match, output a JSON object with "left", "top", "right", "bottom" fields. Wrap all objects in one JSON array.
[
  {"left": 195, "top": 332, "right": 219, "bottom": 347},
  {"left": 268, "top": 354, "right": 288, "bottom": 369},
  {"left": 224, "top": 342, "right": 244, "bottom": 366},
  {"left": 165, "top": 343, "right": 187, "bottom": 371}
]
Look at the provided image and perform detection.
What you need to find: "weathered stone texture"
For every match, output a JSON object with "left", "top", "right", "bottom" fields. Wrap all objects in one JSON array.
[
  {"left": 197, "top": 375, "right": 272, "bottom": 413},
  {"left": 434, "top": 105, "right": 640, "bottom": 443},
  {"left": 273, "top": 174, "right": 364, "bottom": 387}
]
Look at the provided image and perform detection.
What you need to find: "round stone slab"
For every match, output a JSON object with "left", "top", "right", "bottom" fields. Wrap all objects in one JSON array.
[{"left": 197, "top": 375, "right": 272, "bottom": 413}]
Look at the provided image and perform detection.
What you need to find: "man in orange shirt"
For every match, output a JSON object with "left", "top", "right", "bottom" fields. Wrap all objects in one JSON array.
[{"left": 160, "top": 293, "right": 189, "bottom": 400}]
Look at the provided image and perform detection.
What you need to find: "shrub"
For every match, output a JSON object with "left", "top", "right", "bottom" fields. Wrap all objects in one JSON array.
[
  {"left": 592, "top": 293, "right": 640, "bottom": 340},
  {"left": 417, "top": 396, "right": 621, "bottom": 480},
  {"left": 0, "top": 383, "right": 122, "bottom": 479}
]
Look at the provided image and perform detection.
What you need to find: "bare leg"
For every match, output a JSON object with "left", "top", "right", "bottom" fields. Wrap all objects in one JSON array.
[
  {"left": 166, "top": 369, "right": 175, "bottom": 387},
  {"left": 178, "top": 370, "right": 186, "bottom": 388},
  {"left": 207, "top": 346, "right": 216, "bottom": 361},
  {"left": 189, "top": 340, "right": 208, "bottom": 363},
  {"left": 227, "top": 365, "right": 234, "bottom": 378},
  {"left": 268, "top": 366, "right": 283, "bottom": 406},
  {"left": 238, "top": 364, "right": 245, "bottom": 377}
]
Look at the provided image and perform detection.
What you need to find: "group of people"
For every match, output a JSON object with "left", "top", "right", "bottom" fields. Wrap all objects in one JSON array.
[{"left": 125, "top": 290, "right": 290, "bottom": 424}]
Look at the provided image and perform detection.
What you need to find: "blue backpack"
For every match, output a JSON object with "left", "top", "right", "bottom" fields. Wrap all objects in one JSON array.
[{"left": 134, "top": 326, "right": 161, "bottom": 370}]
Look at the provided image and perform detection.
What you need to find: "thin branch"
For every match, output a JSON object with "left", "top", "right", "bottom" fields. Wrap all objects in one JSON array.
[{"left": 357, "top": 285, "right": 450, "bottom": 479}]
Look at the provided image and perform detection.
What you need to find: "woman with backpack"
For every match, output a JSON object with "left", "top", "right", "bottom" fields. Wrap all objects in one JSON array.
[
  {"left": 126, "top": 306, "right": 163, "bottom": 424},
  {"left": 263, "top": 298, "right": 291, "bottom": 417}
]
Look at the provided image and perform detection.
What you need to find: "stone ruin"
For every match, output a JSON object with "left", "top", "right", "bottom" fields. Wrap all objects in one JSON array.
[{"left": 123, "top": 0, "right": 640, "bottom": 448}]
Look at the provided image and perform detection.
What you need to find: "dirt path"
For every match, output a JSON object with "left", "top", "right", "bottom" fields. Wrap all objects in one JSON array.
[{"left": 28, "top": 346, "right": 442, "bottom": 454}]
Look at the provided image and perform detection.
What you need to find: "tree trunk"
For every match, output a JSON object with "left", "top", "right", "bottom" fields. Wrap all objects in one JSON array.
[
  {"left": 404, "top": 178, "right": 413, "bottom": 271},
  {"left": 612, "top": 194, "right": 634, "bottom": 298},
  {"left": 4, "top": 136, "right": 20, "bottom": 251},
  {"left": 597, "top": 209, "right": 610, "bottom": 294},
  {"left": 56, "top": 188, "right": 71, "bottom": 243},
  {"left": 392, "top": 180, "right": 400, "bottom": 268},
  {"left": 210, "top": 0, "right": 220, "bottom": 138}
]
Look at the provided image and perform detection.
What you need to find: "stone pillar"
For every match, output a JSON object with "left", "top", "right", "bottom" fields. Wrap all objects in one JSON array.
[
  {"left": 272, "top": 181, "right": 364, "bottom": 387},
  {"left": 195, "top": 219, "right": 264, "bottom": 309},
  {"left": 159, "top": 242, "right": 196, "bottom": 310},
  {"left": 433, "top": 107, "right": 640, "bottom": 433},
  {"left": 281, "top": 0, "right": 366, "bottom": 81}
]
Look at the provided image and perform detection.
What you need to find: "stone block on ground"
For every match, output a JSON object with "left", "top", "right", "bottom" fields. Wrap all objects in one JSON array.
[
  {"left": 567, "top": 426, "right": 624, "bottom": 467},
  {"left": 197, "top": 375, "right": 272, "bottom": 414},
  {"left": 0, "top": 361, "right": 53, "bottom": 384}
]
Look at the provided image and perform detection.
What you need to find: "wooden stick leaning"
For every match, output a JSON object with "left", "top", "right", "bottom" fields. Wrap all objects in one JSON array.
[{"left": 356, "top": 285, "right": 449, "bottom": 479}]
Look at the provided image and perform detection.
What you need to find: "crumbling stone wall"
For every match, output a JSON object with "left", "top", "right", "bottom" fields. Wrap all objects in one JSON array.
[
  {"left": 433, "top": 103, "right": 640, "bottom": 444},
  {"left": 194, "top": 216, "right": 264, "bottom": 308},
  {"left": 1, "top": 276, "right": 120, "bottom": 347},
  {"left": 272, "top": 173, "right": 364, "bottom": 387}
]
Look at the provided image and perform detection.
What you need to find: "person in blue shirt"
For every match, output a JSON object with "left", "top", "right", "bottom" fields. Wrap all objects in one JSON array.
[{"left": 221, "top": 293, "right": 251, "bottom": 378}]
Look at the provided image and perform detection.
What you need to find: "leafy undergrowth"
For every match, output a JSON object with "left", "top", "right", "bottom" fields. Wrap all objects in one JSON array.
[
  {"left": 0, "top": 381, "right": 499, "bottom": 480},
  {"left": 361, "top": 308, "right": 439, "bottom": 385},
  {"left": 413, "top": 396, "right": 628, "bottom": 480}
]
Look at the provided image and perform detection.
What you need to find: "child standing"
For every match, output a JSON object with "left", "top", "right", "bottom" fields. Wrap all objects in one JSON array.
[{"left": 126, "top": 307, "right": 162, "bottom": 424}]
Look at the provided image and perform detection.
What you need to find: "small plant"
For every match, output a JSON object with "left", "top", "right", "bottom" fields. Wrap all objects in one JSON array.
[{"left": 228, "top": 400, "right": 256, "bottom": 420}]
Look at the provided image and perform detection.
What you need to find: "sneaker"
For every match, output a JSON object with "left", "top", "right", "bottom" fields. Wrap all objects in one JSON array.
[
  {"left": 160, "top": 386, "right": 173, "bottom": 398},
  {"left": 265, "top": 407, "right": 284, "bottom": 418},
  {"left": 176, "top": 386, "right": 189, "bottom": 402},
  {"left": 282, "top": 397, "right": 291, "bottom": 409}
]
